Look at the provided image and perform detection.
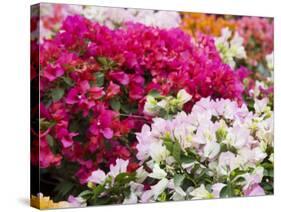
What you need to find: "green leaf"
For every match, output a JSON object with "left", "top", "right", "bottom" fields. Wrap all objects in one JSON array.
[
  {"left": 264, "top": 169, "right": 274, "bottom": 178},
  {"left": 104, "top": 139, "right": 112, "bottom": 151},
  {"left": 93, "top": 72, "right": 104, "bottom": 87},
  {"left": 54, "top": 180, "right": 75, "bottom": 200},
  {"left": 46, "top": 134, "right": 55, "bottom": 148},
  {"left": 174, "top": 174, "right": 185, "bottom": 187},
  {"left": 96, "top": 56, "right": 109, "bottom": 66},
  {"left": 216, "top": 127, "right": 227, "bottom": 142},
  {"left": 40, "top": 118, "right": 56, "bottom": 131},
  {"left": 181, "top": 155, "right": 195, "bottom": 164},
  {"left": 261, "top": 181, "right": 273, "bottom": 193},
  {"left": 220, "top": 184, "right": 233, "bottom": 198},
  {"left": 158, "top": 192, "right": 167, "bottom": 202},
  {"left": 51, "top": 87, "right": 64, "bottom": 102},
  {"left": 148, "top": 89, "right": 162, "bottom": 98},
  {"left": 172, "top": 141, "right": 182, "bottom": 162},
  {"left": 46, "top": 134, "right": 57, "bottom": 154},
  {"left": 115, "top": 172, "right": 136, "bottom": 184},
  {"left": 262, "top": 162, "right": 273, "bottom": 170},
  {"left": 79, "top": 190, "right": 93, "bottom": 199},
  {"left": 109, "top": 99, "right": 121, "bottom": 111},
  {"left": 92, "top": 184, "right": 106, "bottom": 200},
  {"left": 62, "top": 76, "right": 74, "bottom": 86},
  {"left": 69, "top": 120, "right": 80, "bottom": 132},
  {"left": 163, "top": 139, "right": 173, "bottom": 153},
  {"left": 96, "top": 56, "right": 117, "bottom": 71},
  {"left": 230, "top": 168, "right": 247, "bottom": 180},
  {"left": 120, "top": 103, "right": 137, "bottom": 114}
]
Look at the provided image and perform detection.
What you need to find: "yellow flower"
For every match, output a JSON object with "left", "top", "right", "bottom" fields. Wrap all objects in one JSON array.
[{"left": 31, "top": 193, "right": 72, "bottom": 209}]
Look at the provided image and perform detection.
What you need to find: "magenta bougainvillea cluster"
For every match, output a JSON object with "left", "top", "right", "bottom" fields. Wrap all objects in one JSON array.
[{"left": 31, "top": 4, "right": 273, "bottom": 209}]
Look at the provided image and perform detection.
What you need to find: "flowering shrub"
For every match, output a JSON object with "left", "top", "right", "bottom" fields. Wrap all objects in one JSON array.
[
  {"left": 79, "top": 96, "right": 273, "bottom": 204},
  {"left": 31, "top": 3, "right": 274, "bottom": 209},
  {"left": 38, "top": 14, "right": 246, "bottom": 184},
  {"left": 134, "top": 97, "right": 273, "bottom": 201}
]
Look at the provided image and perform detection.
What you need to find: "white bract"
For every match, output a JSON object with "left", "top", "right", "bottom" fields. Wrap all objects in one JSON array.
[
  {"left": 87, "top": 158, "right": 129, "bottom": 184},
  {"left": 135, "top": 95, "right": 273, "bottom": 201},
  {"left": 215, "top": 28, "right": 247, "bottom": 68}
]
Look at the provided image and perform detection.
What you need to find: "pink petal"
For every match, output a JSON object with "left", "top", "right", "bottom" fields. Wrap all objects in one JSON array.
[{"left": 101, "top": 128, "right": 113, "bottom": 139}]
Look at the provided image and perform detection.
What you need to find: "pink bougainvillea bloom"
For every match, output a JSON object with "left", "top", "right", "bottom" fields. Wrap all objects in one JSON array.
[
  {"left": 39, "top": 137, "right": 62, "bottom": 168},
  {"left": 89, "top": 109, "right": 116, "bottom": 139},
  {"left": 43, "top": 64, "right": 64, "bottom": 81},
  {"left": 88, "top": 86, "right": 105, "bottom": 100},
  {"left": 65, "top": 87, "right": 81, "bottom": 105},
  {"left": 129, "top": 74, "right": 145, "bottom": 100},
  {"left": 55, "top": 121, "right": 78, "bottom": 148},
  {"left": 109, "top": 71, "right": 130, "bottom": 85},
  {"left": 101, "top": 127, "right": 114, "bottom": 139},
  {"left": 243, "top": 184, "right": 265, "bottom": 196},
  {"left": 106, "top": 81, "right": 120, "bottom": 99}
]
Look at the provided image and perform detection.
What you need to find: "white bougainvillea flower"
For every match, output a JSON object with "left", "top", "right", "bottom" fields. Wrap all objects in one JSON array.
[
  {"left": 254, "top": 98, "right": 269, "bottom": 114},
  {"left": 174, "top": 124, "right": 194, "bottom": 150},
  {"left": 151, "top": 178, "right": 169, "bottom": 199},
  {"left": 149, "top": 142, "right": 170, "bottom": 164},
  {"left": 203, "top": 141, "right": 221, "bottom": 159},
  {"left": 168, "top": 179, "right": 187, "bottom": 201},
  {"left": 217, "top": 151, "right": 237, "bottom": 176},
  {"left": 190, "top": 184, "right": 214, "bottom": 199},
  {"left": 194, "top": 120, "right": 217, "bottom": 145},
  {"left": 87, "top": 158, "right": 129, "bottom": 184},
  {"left": 215, "top": 28, "right": 246, "bottom": 68},
  {"left": 140, "top": 190, "right": 154, "bottom": 203},
  {"left": 151, "top": 117, "right": 173, "bottom": 138},
  {"left": 242, "top": 167, "right": 265, "bottom": 196},
  {"left": 242, "top": 167, "right": 264, "bottom": 190},
  {"left": 123, "top": 182, "right": 144, "bottom": 204},
  {"left": 140, "top": 178, "right": 169, "bottom": 203},
  {"left": 148, "top": 163, "right": 167, "bottom": 180},
  {"left": 109, "top": 158, "right": 129, "bottom": 178},
  {"left": 87, "top": 169, "right": 106, "bottom": 185},
  {"left": 144, "top": 96, "right": 158, "bottom": 116},
  {"left": 177, "top": 89, "right": 192, "bottom": 106},
  {"left": 231, "top": 32, "right": 247, "bottom": 59},
  {"left": 227, "top": 125, "right": 250, "bottom": 149},
  {"left": 136, "top": 166, "right": 148, "bottom": 183},
  {"left": 134, "top": 96, "right": 273, "bottom": 201},
  {"left": 256, "top": 116, "right": 273, "bottom": 147},
  {"left": 211, "top": 183, "right": 226, "bottom": 198},
  {"left": 136, "top": 124, "right": 153, "bottom": 161}
]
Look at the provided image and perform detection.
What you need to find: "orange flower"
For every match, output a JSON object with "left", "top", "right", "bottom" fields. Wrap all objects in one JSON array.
[{"left": 181, "top": 13, "right": 236, "bottom": 37}]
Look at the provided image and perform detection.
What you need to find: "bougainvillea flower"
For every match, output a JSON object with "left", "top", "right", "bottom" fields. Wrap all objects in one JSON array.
[
  {"left": 39, "top": 137, "right": 62, "bottom": 168},
  {"left": 106, "top": 81, "right": 121, "bottom": 99},
  {"left": 43, "top": 64, "right": 64, "bottom": 81},
  {"left": 55, "top": 121, "right": 78, "bottom": 148},
  {"left": 109, "top": 71, "right": 130, "bottom": 85}
]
